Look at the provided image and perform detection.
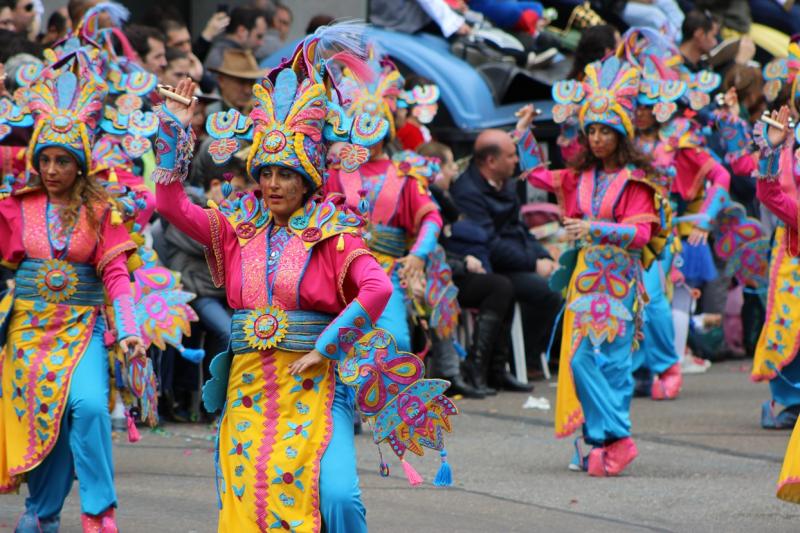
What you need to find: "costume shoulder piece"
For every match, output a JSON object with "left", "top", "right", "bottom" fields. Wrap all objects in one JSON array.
[
  {"left": 285, "top": 194, "right": 365, "bottom": 250},
  {"left": 212, "top": 189, "right": 271, "bottom": 245},
  {"left": 392, "top": 150, "right": 439, "bottom": 192},
  {"left": 658, "top": 117, "right": 705, "bottom": 150}
]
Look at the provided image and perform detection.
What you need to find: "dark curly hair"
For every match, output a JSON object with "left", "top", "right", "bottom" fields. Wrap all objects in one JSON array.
[{"left": 570, "top": 125, "right": 657, "bottom": 181}]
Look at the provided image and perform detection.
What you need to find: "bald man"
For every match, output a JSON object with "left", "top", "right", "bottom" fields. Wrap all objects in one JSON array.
[{"left": 450, "top": 129, "right": 562, "bottom": 385}]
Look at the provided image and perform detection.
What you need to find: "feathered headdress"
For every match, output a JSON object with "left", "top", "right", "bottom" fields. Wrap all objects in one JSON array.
[
  {"left": 17, "top": 50, "right": 108, "bottom": 173},
  {"left": 552, "top": 56, "right": 640, "bottom": 138},
  {"left": 618, "top": 28, "right": 687, "bottom": 123},
  {"left": 205, "top": 22, "right": 372, "bottom": 190},
  {"left": 323, "top": 45, "right": 404, "bottom": 170},
  {"left": 763, "top": 36, "right": 800, "bottom": 110}
]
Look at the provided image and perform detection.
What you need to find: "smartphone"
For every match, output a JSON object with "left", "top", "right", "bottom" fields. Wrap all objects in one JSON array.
[{"left": 216, "top": 3, "right": 229, "bottom": 14}]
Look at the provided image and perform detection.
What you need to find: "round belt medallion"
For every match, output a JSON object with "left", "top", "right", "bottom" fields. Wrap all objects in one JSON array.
[
  {"left": 35, "top": 259, "right": 79, "bottom": 304},
  {"left": 243, "top": 306, "right": 289, "bottom": 350}
]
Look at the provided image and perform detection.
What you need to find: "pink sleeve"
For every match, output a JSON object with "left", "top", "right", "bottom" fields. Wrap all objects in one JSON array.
[
  {"left": 155, "top": 181, "right": 213, "bottom": 248},
  {"left": 0, "top": 197, "right": 24, "bottom": 268},
  {"left": 525, "top": 166, "right": 557, "bottom": 192},
  {"left": 396, "top": 178, "right": 443, "bottom": 238},
  {"left": 343, "top": 253, "right": 392, "bottom": 321},
  {"left": 706, "top": 160, "right": 731, "bottom": 191},
  {"left": 94, "top": 211, "right": 137, "bottom": 277},
  {"left": 101, "top": 252, "right": 133, "bottom": 301},
  {"left": 616, "top": 182, "right": 658, "bottom": 249},
  {"left": 731, "top": 153, "right": 757, "bottom": 177},
  {"left": 757, "top": 177, "right": 799, "bottom": 230}
]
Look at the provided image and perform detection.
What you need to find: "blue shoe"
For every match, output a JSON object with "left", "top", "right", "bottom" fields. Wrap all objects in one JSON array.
[
  {"left": 14, "top": 510, "right": 40, "bottom": 533},
  {"left": 761, "top": 400, "right": 799, "bottom": 429},
  {"left": 568, "top": 437, "right": 589, "bottom": 472},
  {"left": 40, "top": 516, "right": 60, "bottom": 533}
]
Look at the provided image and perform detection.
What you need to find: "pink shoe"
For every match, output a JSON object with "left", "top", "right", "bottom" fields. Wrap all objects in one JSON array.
[
  {"left": 604, "top": 437, "right": 638, "bottom": 476},
  {"left": 587, "top": 437, "right": 638, "bottom": 477},
  {"left": 652, "top": 363, "right": 683, "bottom": 400},
  {"left": 81, "top": 508, "right": 117, "bottom": 533}
]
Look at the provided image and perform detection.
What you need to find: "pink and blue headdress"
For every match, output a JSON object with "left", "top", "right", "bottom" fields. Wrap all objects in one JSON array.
[
  {"left": 552, "top": 56, "right": 640, "bottom": 138},
  {"left": 324, "top": 46, "right": 404, "bottom": 170},
  {"left": 618, "top": 28, "right": 687, "bottom": 123},
  {"left": 763, "top": 37, "right": 800, "bottom": 112},
  {"left": 205, "top": 23, "right": 373, "bottom": 190}
]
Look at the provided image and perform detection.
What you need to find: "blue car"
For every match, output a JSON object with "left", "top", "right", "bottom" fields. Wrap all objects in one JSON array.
[{"left": 261, "top": 27, "right": 562, "bottom": 153}]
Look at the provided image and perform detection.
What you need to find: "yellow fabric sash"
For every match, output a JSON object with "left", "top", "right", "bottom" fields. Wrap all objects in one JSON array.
[
  {"left": 753, "top": 227, "right": 800, "bottom": 381},
  {"left": 0, "top": 298, "right": 97, "bottom": 491},
  {"left": 217, "top": 348, "right": 334, "bottom": 533}
]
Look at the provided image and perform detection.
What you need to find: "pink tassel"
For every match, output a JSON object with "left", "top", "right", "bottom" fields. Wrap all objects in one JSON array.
[
  {"left": 401, "top": 459, "right": 423, "bottom": 486},
  {"left": 125, "top": 410, "right": 141, "bottom": 443}
]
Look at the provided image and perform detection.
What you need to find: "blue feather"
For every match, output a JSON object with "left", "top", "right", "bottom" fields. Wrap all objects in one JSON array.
[
  {"left": 82, "top": 2, "right": 130, "bottom": 27},
  {"left": 273, "top": 69, "right": 298, "bottom": 122}
]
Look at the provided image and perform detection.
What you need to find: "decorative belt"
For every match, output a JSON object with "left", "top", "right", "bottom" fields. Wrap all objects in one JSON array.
[
  {"left": 15, "top": 258, "right": 104, "bottom": 306},
  {"left": 230, "top": 307, "right": 333, "bottom": 354},
  {"left": 366, "top": 223, "right": 406, "bottom": 258}
]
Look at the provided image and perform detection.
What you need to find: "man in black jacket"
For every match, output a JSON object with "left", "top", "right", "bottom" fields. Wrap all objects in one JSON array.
[{"left": 451, "top": 129, "right": 562, "bottom": 378}]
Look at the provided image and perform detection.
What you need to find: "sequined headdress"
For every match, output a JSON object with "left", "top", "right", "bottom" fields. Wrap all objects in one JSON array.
[
  {"left": 552, "top": 56, "right": 640, "bottom": 138},
  {"left": 763, "top": 36, "right": 800, "bottom": 111},
  {"left": 205, "top": 24, "right": 369, "bottom": 190},
  {"left": 16, "top": 51, "right": 108, "bottom": 174},
  {"left": 618, "top": 28, "right": 687, "bottom": 123}
]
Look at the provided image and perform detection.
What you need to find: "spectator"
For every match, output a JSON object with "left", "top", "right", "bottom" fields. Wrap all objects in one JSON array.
[
  {"left": 8, "top": 0, "right": 34, "bottom": 36},
  {"left": 124, "top": 24, "right": 167, "bottom": 77},
  {"left": 419, "top": 141, "right": 526, "bottom": 394},
  {"left": 450, "top": 129, "right": 563, "bottom": 380},
  {"left": 204, "top": 6, "right": 267, "bottom": 72},
  {"left": 162, "top": 48, "right": 193, "bottom": 90},
  {"left": 39, "top": 8, "right": 69, "bottom": 46},
  {"left": 191, "top": 48, "right": 265, "bottom": 185},
  {"left": 192, "top": 10, "right": 230, "bottom": 64},
  {"left": 679, "top": 10, "right": 720, "bottom": 73},
  {"left": 567, "top": 24, "right": 619, "bottom": 81},
  {"left": 271, "top": 2, "right": 293, "bottom": 42},
  {"left": 306, "top": 14, "right": 334, "bottom": 35},
  {"left": 0, "top": 2, "right": 14, "bottom": 32},
  {"left": 369, "top": 0, "right": 471, "bottom": 38},
  {"left": 158, "top": 17, "right": 216, "bottom": 93}
]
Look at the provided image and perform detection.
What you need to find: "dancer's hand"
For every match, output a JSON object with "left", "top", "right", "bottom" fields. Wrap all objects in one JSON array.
[
  {"left": 398, "top": 254, "right": 425, "bottom": 279},
  {"left": 163, "top": 78, "right": 198, "bottom": 129},
  {"left": 766, "top": 106, "right": 791, "bottom": 147},
  {"left": 721, "top": 86, "right": 738, "bottom": 115},
  {"left": 688, "top": 228, "right": 709, "bottom": 246},
  {"left": 288, "top": 349, "right": 324, "bottom": 375},
  {"left": 120, "top": 336, "right": 146, "bottom": 360},
  {"left": 563, "top": 217, "right": 589, "bottom": 241},
  {"left": 515, "top": 104, "right": 538, "bottom": 132}
]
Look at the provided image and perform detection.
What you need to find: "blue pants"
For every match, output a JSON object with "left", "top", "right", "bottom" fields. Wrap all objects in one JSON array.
[
  {"left": 770, "top": 356, "right": 800, "bottom": 409},
  {"left": 633, "top": 260, "right": 680, "bottom": 375},
  {"left": 376, "top": 270, "right": 411, "bottom": 353},
  {"left": 193, "top": 296, "right": 232, "bottom": 360},
  {"left": 24, "top": 321, "right": 115, "bottom": 519},
  {"left": 319, "top": 380, "right": 366, "bottom": 533},
  {"left": 571, "top": 292, "right": 635, "bottom": 446},
  {"left": 622, "top": 0, "right": 684, "bottom": 41}
]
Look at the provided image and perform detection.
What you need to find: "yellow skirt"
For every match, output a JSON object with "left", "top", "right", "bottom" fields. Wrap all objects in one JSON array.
[
  {"left": 753, "top": 227, "right": 800, "bottom": 381},
  {"left": 217, "top": 348, "right": 335, "bottom": 533},
  {"left": 778, "top": 419, "right": 800, "bottom": 503},
  {"left": 0, "top": 297, "right": 98, "bottom": 491}
]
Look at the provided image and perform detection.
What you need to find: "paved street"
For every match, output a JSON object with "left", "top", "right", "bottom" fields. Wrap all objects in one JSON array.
[{"left": 1, "top": 360, "right": 799, "bottom": 532}]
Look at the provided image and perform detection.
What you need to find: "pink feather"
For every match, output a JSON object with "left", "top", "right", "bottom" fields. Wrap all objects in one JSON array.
[{"left": 329, "top": 52, "right": 375, "bottom": 85}]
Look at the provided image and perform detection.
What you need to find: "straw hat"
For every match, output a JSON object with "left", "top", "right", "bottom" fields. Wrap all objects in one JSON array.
[{"left": 209, "top": 49, "right": 266, "bottom": 80}]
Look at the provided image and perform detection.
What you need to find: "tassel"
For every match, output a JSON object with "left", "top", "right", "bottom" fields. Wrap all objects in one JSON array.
[
  {"left": 377, "top": 445, "right": 390, "bottom": 477},
  {"left": 207, "top": 199, "right": 219, "bottom": 210},
  {"left": 110, "top": 206, "right": 122, "bottom": 226},
  {"left": 400, "top": 458, "right": 423, "bottom": 486},
  {"left": 125, "top": 409, "right": 141, "bottom": 443},
  {"left": 179, "top": 346, "right": 205, "bottom": 364},
  {"left": 109, "top": 168, "right": 119, "bottom": 183},
  {"left": 336, "top": 234, "right": 345, "bottom": 252},
  {"left": 433, "top": 449, "right": 452, "bottom": 487}
]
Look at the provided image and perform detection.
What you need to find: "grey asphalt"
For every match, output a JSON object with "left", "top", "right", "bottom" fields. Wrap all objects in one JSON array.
[{"left": 1, "top": 360, "right": 799, "bottom": 532}]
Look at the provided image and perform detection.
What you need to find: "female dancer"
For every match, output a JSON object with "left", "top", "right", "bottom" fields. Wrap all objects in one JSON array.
[
  {"left": 0, "top": 56, "right": 144, "bottom": 531},
  {"left": 521, "top": 56, "right": 663, "bottom": 476},
  {"left": 155, "top": 34, "right": 456, "bottom": 531}
]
